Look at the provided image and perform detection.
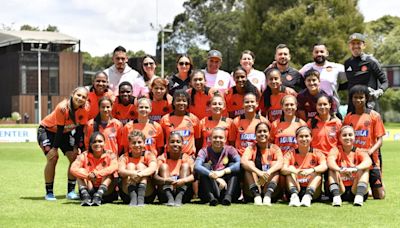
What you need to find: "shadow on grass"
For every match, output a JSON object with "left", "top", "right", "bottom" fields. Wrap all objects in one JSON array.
[{"left": 20, "top": 195, "right": 66, "bottom": 201}]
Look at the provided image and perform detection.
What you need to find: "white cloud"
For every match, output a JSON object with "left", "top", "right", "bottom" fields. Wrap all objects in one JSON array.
[{"left": 359, "top": 0, "right": 400, "bottom": 21}]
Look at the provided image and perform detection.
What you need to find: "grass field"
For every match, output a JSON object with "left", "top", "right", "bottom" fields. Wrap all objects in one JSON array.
[{"left": 0, "top": 142, "right": 399, "bottom": 227}]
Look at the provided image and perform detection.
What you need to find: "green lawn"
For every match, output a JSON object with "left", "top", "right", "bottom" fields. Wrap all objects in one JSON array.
[{"left": 0, "top": 142, "right": 399, "bottom": 227}]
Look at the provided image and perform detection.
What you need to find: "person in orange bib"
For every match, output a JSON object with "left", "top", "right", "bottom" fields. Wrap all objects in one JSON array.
[
  {"left": 282, "top": 126, "right": 327, "bottom": 207},
  {"left": 84, "top": 97, "right": 123, "bottom": 155},
  {"left": 327, "top": 125, "right": 372, "bottom": 207},
  {"left": 199, "top": 94, "right": 232, "bottom": 148},
  {"left": 111, "top": 81, "right": 137, "bottom": 125},
  {"left": 228, "top": 92, "right": 268, "bottom": 156},
  {"left": 241, "top": 122, "right": 283, "bottom": 206},
  {"left": 119, "top": 97, "right": 164, "bottom": 156},
  {"left": 87, "top": 71, "right": 115, "bottom": 120},
  {"left": 344, "top": 85, "right": 386, "bottom": 199},
  {"left": 154, "top": 133, "right": 195, "bottom": 206},
  {"left": 70, "top": 132, "right": 118, "bottom": 206},
  {"left": 118, "top": 130, "right": 157, "bottom": 206},
  {"left": 259, "top": 69, "right": 297, "bottom": 122},
  {"left": 37, "top": 86, "right": 89, "bottom": 201},
  {"left": 149, "top": 77, "right": 173, "bottom": 122}
]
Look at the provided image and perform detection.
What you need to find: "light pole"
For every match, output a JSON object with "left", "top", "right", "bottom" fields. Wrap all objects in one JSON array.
[
  {"left": 160, "top": 27, "right": 173, "bottom": 78},
  {"left": 31, "top": 43, "right": 49, "bottom": 123}
]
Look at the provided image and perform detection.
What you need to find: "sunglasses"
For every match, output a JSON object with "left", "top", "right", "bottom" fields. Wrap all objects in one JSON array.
[
  {"left": 178, "top": 62, "right": 191, "bottom": 66},
  {"left": 143, "top": 62, "right": 155, "bottom": 66}
]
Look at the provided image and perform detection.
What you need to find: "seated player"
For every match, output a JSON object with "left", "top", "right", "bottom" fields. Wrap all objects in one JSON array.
[
  {"left": 70, "top": 132, "right": 118, "bottom": 206},
  {"left": 327, "top": 125, "right": 372, "bottom": 207},
  {"left": 241, "top": 122, "right": 283, "bottom": 206},
  {"left": 118, "top": 130, "right": 157, "bottom": 206},
  {"left": 281, "top": 126, "right": 327, "bottom": 207},
  {"left": 195, "top": 128, "right": 241, "bottom": 206},
  {"left": 154, "top": 133, "right": 195, "bottom": 206}
]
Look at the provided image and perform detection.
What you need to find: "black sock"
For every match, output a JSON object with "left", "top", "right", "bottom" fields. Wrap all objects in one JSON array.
[
  {"left": 356, "top": 182, "right": 368, "bottom": 196},
  {"left": 137, "top": 183, "right": 146, "bottom": 205},
  {"left": 289, "top": 187, "right": 299, "bottom": 195},
  {"left": 128, "top": 185, "right": 138, "bottom": 205},
  {"left": 79, "top": 186, "right": 90, "bottom": 199},
  {"left": 175, "top": 185, "right": 187, "bottom": 205},
  {"left": 67, "top": 179, "right": 76, "bottom": 193},
  {"left": 265, "top": 181, "right": 277, "bottom": 197},
  {"left": 46, "top": 182, "right": 54, "bottom": 195},
  {"left": 329, "top": 183, "right": 340, "bottom": 197},
  {"left": 96, "top": 184, "right": 108, "bottom": 198},
  {"left": 249, "top": 183, "right": 260, "bottom": 197},
  {"left": 163, "top": 185, "right": 174, "bottom": 204},
  {"left": 305, "top": 187, "right": 315, "bottom": 197}
]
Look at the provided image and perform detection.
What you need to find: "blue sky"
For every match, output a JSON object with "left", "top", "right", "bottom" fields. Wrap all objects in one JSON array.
[{"left": 0, "top": 0, "right": 398, "bottom": 56}]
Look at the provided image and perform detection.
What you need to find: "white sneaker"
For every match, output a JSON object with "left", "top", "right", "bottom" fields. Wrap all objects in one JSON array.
[
  {"left": 254, "top": 195, "right": 262, "bottom": 205},
  {"left": 289, "top": 194, "right": 300, "bottom": 207},
  {"left": 332, "top": 195, "right": 342, "bottom": 207},
  {"left": 300, "top": 194, "right": 312, "bottom": 207},
  {"left": 354, "top": 195, "right": 364, "bottom": 206},
  {"left": 263, "top": 195, "right": 272, "bottom": 206}
]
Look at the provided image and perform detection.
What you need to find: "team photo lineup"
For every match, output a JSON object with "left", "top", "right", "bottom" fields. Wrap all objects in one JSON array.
[{"left": 37, "top": 32, "right": 388, "bottom": 208}]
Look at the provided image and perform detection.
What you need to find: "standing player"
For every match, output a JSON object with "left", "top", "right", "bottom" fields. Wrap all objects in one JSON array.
[
  {"left": 344, "top": 85, "right": 385, "bottom": 199},
  {"left": 37, "top": 87, "right": 89, "bottom": 200},
  {"left": 203, "top": 50, "right": 235, "bottom": 94},
  {"left": 239, "top": 50, "right": 266, "bottom": 92},
  {"left": 241, "top": 122, "right": 283, "bottom": 206},
  {"left": 86, "top": 71, "right": 114, "bottom": 120},
  {"left": 327, "top": 125, "right": 372, "bottom": 207},
  {"left": 148, "top": 77, "right": 173, "bottom": 122},
  {"left": 281, "top": 126, "right": 327, "bottom": 207},
  {"left": 111, "top": 82, "right": 137, "bottom": 125}
]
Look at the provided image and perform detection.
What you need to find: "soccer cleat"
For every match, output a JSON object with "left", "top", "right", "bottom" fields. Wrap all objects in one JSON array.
[
  {"left": 353, "top": 195, "right": 364, "bottom": 206},
  {"left": 254, "top": 195, "right": 262, "bottom": 206},
  {"left": 288, "top": 194, "right": 300, "bottom": 207},
  {"left": 332, "top": 195, "right": 342, "bottom": 207},
  {"left": 45, "top": 193, "right": 57, "bottom": 201},
  {"left": 91, "top": 195, "right": 102, "bottom": 206},
  {"left": 66, "top": 191, "right": 80, "bottom": 200},
  {"left": 263, "top": 195, "right": 272, "bottom": 206},
  {"left": 80, "top": 198, "right": 92, "bottom": 206},
  {"left": 300, "top": 194, "right": 312, "bottom": 207}
]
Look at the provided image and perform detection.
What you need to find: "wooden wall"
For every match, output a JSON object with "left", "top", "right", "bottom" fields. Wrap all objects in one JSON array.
[{"left": 59, "top": 52, "right": 82, "bottom": 96}]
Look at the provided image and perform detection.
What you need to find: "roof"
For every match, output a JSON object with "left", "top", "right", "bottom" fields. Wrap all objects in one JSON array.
[{"left": 0, "top": 30, "right": 79, "bottom": 48}]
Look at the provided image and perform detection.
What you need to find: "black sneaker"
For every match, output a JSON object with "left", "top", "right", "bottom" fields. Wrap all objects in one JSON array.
[
  {"left": 80, "top": 198, "right": 92, "bottom": 206},
  {"left": 91, "top": 195, "right": 102, "bottom": 206}
]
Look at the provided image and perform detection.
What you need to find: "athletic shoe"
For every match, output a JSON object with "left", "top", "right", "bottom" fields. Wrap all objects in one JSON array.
[
  {"left": 332, "top": 195, "right": 342, "bottom": 207},
  {"left": 80, "top": 198, "right": 92, "bottom": 206},
  {"left": 45, "top": 193, "right": 57, "bottom": 201},
  {"left": 66, "top": 191, "right": 80, "bottom": 200},
  {"left": 209, "top": 198, "right": 218, "bottom": 206},
  {"left": 300, "top": 194, "right": 312, "bottom": 207},
  {"left": 263, "top": 196, "right": 272, "bottom": 206},
  {"left": 254, "top": 196, "right": 262, "bottom": 205},
  {"left": 91, "top": 195, "right": 102, "bottom": 206},
  {"left": 353, "top": 195, "right": 364, "bottom": 206},
  {"left": 288, "top": 194, "right": 300, "bottom": 207}
]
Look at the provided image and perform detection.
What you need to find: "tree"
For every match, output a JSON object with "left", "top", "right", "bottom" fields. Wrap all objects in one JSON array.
[
  {"left": 20, "top": 24, "right": 40, "bottom": 31},
  {"left": 44, "top": 25, "right": 59, "bottom": 32},
  {"left": 238, "top": 0, "right": 365, "bottom": 69}
]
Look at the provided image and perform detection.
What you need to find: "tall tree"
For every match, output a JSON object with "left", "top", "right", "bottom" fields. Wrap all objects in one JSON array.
[{"left": 20, "top": 24, "right": 40, "bottom": 31}]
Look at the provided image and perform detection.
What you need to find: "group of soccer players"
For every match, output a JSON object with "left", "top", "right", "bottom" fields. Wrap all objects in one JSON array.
[{"left": 37, "top": 45, "right": 386, "bottom": 208}]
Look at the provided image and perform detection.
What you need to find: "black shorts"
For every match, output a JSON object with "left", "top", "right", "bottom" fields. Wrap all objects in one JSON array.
[
  {"left": 369, "top": 168, "right": 383, "bottom": 188},
  {"left": 37, "top": 126, "right": 74, "bottom": 154},
  {"left": 341, "top": 186, "right": 368, "bottom": 202}
]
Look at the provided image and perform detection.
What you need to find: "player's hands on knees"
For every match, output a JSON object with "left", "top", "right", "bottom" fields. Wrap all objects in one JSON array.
[
  {"left": 209, "top": 171, "right": 222, "bottom": 179},
  {"left": 172, "top": 179, "right": 186, "bottom": 187},
  {"left": 299, "top": 168, "right": 313, "bottom": 176},
  {"left": 88, "top": 172, "right": 97, "bottom": 182},
  {"left": 216, "top": 178, "right": 227, "bottom": 190}
]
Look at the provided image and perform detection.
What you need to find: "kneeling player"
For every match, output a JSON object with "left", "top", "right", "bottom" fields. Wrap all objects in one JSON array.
[
  {"left": 154, "top": 133, "right": 195, "bottom": 206},
  {"left": 241, "top": 122, "right": 283, "bottom": 206},
  {"left": 70, "top": 132, "right": 118, "bottom": 206},
  {"left": 327, "top": 125, "right": 372, "bottom": 206},
  {"left": 281, "top": 126, "right": 327, "bottom": 207},
  {"left": 118, "top": 130, "right": 157, "bottom": 206}
]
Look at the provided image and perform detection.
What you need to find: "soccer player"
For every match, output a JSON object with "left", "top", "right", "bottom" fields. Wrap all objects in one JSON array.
[
  {"left": 154, "top": 133, "right": 195, "bottom": 206},
  {"left": 327, "top": 125, "right": 372, "bottom": 207},
  {"left": 111, "top": 81, "right": 137, "bottom": 125},
  {"left": 119, "top": 98, "right": 164, "bottom": 156},
  {"left": 84, "top": 97, "right": 123, "bottom": 155},
  {"left": 37, "top": 86, "right": 89, "bottom": 201},
  {"left": 225, "top": 66, "right": 259, "bottom": 118},
  {"left": 148, "top": 77, "right": 173, "bottom": 122},
  {"left": 160, "top": 90, "right": 201, "bottom": 156},
  {"left": 344, "top": 85, "right": 385, "bottom": 199},
  {"left": 86, "top": 71, "right": 114, "bottom": 120},
  {"left": 281, "top": 126, "right": 327, "bottom": 207},
  {"left": 228, "top": 92, "right": 268, "bottom": 156},
  {"left": 118, "top": 130, "right": 157, "bottom": 206},
  {"left": 199, "top": 94, "right": 232, "bottom": 148},
  {"left": 241, "top": 122, "right": 283, "bottom": 206},
  {"left": 239, "top": 50, "right": 266, "bottom": 92},
  {"left": 70, "top": 132, "right": 118, "bottom": 206},
  {"left": 259, "top": 69, "right": 297, "bottom": 122},
  {"left": 195, "top": 128, "right": 241, "bottom": 206}
]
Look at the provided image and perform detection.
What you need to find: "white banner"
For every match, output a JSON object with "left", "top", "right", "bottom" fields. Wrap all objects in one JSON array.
[{"left": 0, "top": 128, "right": 37, "bottom": 142}]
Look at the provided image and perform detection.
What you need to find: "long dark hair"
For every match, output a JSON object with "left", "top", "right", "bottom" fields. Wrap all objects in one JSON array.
[
  {"left": 348, "top": 85, "right": 370, "bottom": 114},
  {"left": 88, "top": 131, "right": 105, "bottom": 153},
  {"left": 68, "top": 87, "right": 88, "bottom": 124},
  {"left": 232, "top": 66, "right": 258, "bottom": 96},
  {"left": 176, "top": 54, "right": 194, "bottom": 76},
  {"left": 140, "top": 55, "right": 157, "bottom": 82},
  {"left": 262, "top": 68, "right": 286, "bottom": 109},
  {"left": 189, "top": 70, "right": 211, "bottom": 106},
  {"left": 93, "top": 96, "right": 113, "bottom": 132}
]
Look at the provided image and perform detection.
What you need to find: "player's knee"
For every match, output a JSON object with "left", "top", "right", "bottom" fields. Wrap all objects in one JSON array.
[
  {"left": 137, "top": 163, "right": 147, "bottom": 171},
  {"left": 159, "top": 163, "right": 169, "bottom": 172},
  {"left": 126, "top": 163, "right": 136, "bottom": 170},
  {"left": 181, "top": 163, "right": 190, "bottom": 171}
]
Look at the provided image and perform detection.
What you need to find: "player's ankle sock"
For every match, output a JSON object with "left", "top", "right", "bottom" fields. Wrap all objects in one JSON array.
[
  {"left": 45, "top": 182, "right": 54, "bottom": 195},
  {"left": 249, "top": 183, "right": 260, "bottom": 197},
  {"left": 67, "top": 179, "right": 76, "bottom": 193},
  {"left": 128, "top": 185, "right": 138, "bottom": 205},
  {"left": 137, "top": 183, "right": 146, "bottom": 205},
  {"left": 265, "top": 181, "right": 277, "bottom": 198},
  {"left": 289, "top": 187, "right": 299, "bottom": 195},
  {"left": 356, "top": 182, "right": 368, "bottom": 197},
  {"left": 329, "top": 183, "right": 340, "bottom": 197},
  {"left": 175, "top": 185, "right": 187, "bottom": 205},
  {"left": 163, "top": 185, "right": 174, "bottom": 204},
  {"left": 79, "top": 186, "right": 90, "bottom": 198},
  {"left": 96, "top": 184, "right": 108, "bottom": 198},
  {"left": 305, "top": 187, "right": 315, "bottom": 198}
]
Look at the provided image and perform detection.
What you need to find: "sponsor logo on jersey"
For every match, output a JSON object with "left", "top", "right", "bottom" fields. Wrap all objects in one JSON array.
[
  {"left": 149, "top": 115, "right": 162, "bottom": 122},
  {"left": 270, "top": 110, "right": 282, "bottom": 116},
  {"left": 240, "top": 133, "right": 256, "bottom": 140},
  {"left": 355, "top": 130, "right": 369, "bottom": 137},
  {"left": 234, "top": 109, "right": 245, "bottom": 116},
  {"left": 279, "top": 136, "right": 297, "bottom": 144},
  {"left": 307, "top": 111, "right": 317, "bottom": 118},
  {"left": 173, "top": 130, "right": 191, "bottom": 137}
]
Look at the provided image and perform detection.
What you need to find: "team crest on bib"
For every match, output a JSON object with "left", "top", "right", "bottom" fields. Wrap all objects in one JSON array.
[
  {"left": 102, "top": 161, "right": 107, "bottom": 167},
  {"left": 361, "top": 65, "right": 368, "bottom": 72},
  {"left": 364, "top": 120, "right": 371, "bottom": 127},
  {"left": 163, "top": 107, "right": 170, "bottom": 112},
  {"left": 286, "top": 74, "right": 293, "bottom": 81},
  {"left": 252, "top": 78, "right": 259, "bottom": 84},
  {"left": 222, "top": 156, "right": 229, "bottom": 165},
  {"left": 326, "top": 66, "right": 333, "bottom": 72},
  {"left": 218, "top": 80, "right": 224, "bottom": 86},
  {"left": 310, "top": 159, "right": 316, "bottom": 166},
  {"left": 148, "top": 130, "right": 155, "bottom": 137}
]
